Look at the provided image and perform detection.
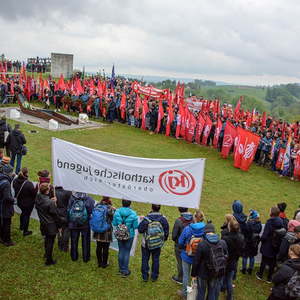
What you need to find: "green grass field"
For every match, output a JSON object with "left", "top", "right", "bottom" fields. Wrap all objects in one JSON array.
[{"left": 0, "top": 116, "right": 299, "bottom": 300}]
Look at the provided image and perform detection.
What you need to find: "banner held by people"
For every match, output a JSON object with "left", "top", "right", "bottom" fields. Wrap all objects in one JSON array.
[{"left": 52, "top": 138, "right": 205, "bottom": 209}]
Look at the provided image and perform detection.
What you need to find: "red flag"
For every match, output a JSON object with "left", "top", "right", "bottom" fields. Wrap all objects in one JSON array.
[
  {"left": 293, "top": 150, "right": 300, "bottom": 179},
  {"left": 141, "top": 98, "right": 149, "bottom": 130},
  {"left": 261, "top": 112, "right": 266, "bottom": 129},
  {"left": 120, "top": 93, "right": 127, "bottom": 120},
  {"left": 234, "top": 127, "right": 248, "bottom": 169},
  {"left": 97, "top": 80, "right": 103, "bottom": 97},
  {"left": 180, "top": 106, "right": 187, "bottom": 138},
  {"left": 156, "top": 100, "right": 164, "bottom": 133},
  {"left": 165, "top": 105, "right": 174, "bottom": 137},
  {"left": 234, "top": 97, "right": 242, "bottom": 121},
  {"left": 221, "top": 121, "right": 237, "bottom": 158},
  {"left": 213, "top": 118, "right": 222, "bottom": 148},
  {"left": 276, "top": 148, "right": 286, "bottom": 169},
  {"left": 195, "top": 114, "right": 206, "bottom": 144},
  {"left": 58, "top": 74, "right": 66, "bottom": 90},
  {"left": 186, "top": 112, "right": 197, "bottom": 143},
  {"left": 201, "top": 116, "right": 213, "bottom": 145},
  {"left": 175, "top": 103, "right": 184, "bottom": 138}
]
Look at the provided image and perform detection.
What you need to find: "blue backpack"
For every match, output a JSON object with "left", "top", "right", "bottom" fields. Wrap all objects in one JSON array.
[
  {"left": 68, "top": 197, "right": 88, "bottom": 225},
  {"left": 90, "top": 204, "right": 110, "bottom": 233}
]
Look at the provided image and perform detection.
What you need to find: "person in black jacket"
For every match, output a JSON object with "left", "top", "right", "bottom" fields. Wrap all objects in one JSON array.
[
  {"left": 35, "top": 183, "right": 61, "bottom": 265},
  {"left": 222, "top": 219, "right": 245, "bottom": 300},
  {"left": 268, "top": 244, "right": 300, "bottom": 300},
  {"left": 55, "top": 186, "right": 72, "bottom": 252},
  {"left": 171, "top": 207, "right": 193, "bottom": 284},
  {"left": 0, "top": 116, "right": 11, "bottom": 156},
  {"left": 191, "top": 223, "right": 228, "bottom": 300},
  {"left": 256, "top": 207, "right": 284, "bottom": 283},
  {"left": 6, "top": 124, "right": 26, "bottom": 174},
  {"left": 0, "top": 161, "right": 15, "bottom": 246},
  {"left": 13, "top": 167, "right": 37, "bottom": 236},
  {"left": 277, "top": 225, "right": 300, "bottom": 263},
  {"left": 241, "top": 210, "right": 262, "bottom": 275}
]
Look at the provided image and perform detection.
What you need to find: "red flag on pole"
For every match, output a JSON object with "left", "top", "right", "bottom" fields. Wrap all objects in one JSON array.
[
  {"left": 156, "top": 100, "right": 164, "bottom": 133},
  {"left": 141, "top": 98, "right": 149, "bottom": 130},
  {"left": 180, "top": 106, "right": 187, "bottom": 139},
  {"left": 186, "top": 112, "right": 197, "bottom": 143},
  {"left": 201, "top": 116, "right": 213, "bottom": 145},
  {"left": 120, "top": 93, "right": 127, "bottom": 120},
  {"left": 165, "top": 105, "right": 174, "bottom": 137},
  {"left": 213, "top": 118, "right": 222, "bottom": 148},
  {"left": 175, "top": 103, "right": 184, "bottom": 138},
  {"left": 221, "top": 121, "right": 237, "bottom": 158},
  {"left": 261, "top": 112, "right": 266, "bottom": 129},
  {"left": 195, "top": 114, "right": 206, "bottom": 144},
  {"left": 134, "top": 94, "right": 141, "bottom": 119},
  {"left": 276, "top": 148, "right": 286, "bottom": 170},
  {"left": 293, "top": 151, "right": 300, "bottom": 179}
]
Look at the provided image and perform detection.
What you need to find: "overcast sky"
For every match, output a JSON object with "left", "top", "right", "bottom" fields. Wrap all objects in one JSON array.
[{"left": 1, "top": 0, "right": 300, "bottom": 85}]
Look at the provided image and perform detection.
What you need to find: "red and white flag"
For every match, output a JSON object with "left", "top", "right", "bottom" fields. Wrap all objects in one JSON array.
[
  {"left": 165, "top": 105, "right": 174, "bottom": 137},
  {"left": 213, "top": 118, "right": 222, "bottom": 148},
  {"left": 141, "top": 98, "right": 149, "bottom": 130},
  {"left": 120, "top": 93, "right": 127, "bottom": 120},
  {"left": 195, "top": 114, "right": 206, "bottom": 144},
  {"left": 293, "top": 150, "right": 300, "bottom": 179},
  {"left": 156, "top": 100, "right": 164, "bottom": 133},
  {"left": 201, "top": 116, "right": 213, "bottom": 145},
  {"left": 276, "top": 148, "right": 286, "bottom": 170},
  {"left": 186, "top": 112, "right": 197, "bottom": 143},
  {"left": 221, "top": 121, "right": 237, "bottom": 158}
]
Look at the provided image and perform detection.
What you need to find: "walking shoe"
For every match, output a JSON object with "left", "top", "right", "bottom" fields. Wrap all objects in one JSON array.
[
  {"left": 3, "top": 241, "right": 15, "bottom": 247},
  {"left": 23, "top": 231, "right": 33, "bottom": 236},
  {"left": 247, "top": 268, "right": 253, "bottom": 275},
  {"left": 266, "top": 279, "right": 272, "bottom": 284},
  {"left": 171, "top": 276, "right": 183, "bottom": 285},
  {"left": 240, "top": 269, "right": 246, "bottom": 274},
  {"left": 102, "top": 263, "right": 109, "bottom": 268},
  {"left": 45, "top": 260, "right": 56, "bottom": 266},
  {"left": 142, "top": 276, "right": 148, "bottom": 282},
  {"left": 256, "top": 272, "right": 263, "bottom": 281},
  {"left": 151, "top": 278, "right": 158, "bottom": 282}
]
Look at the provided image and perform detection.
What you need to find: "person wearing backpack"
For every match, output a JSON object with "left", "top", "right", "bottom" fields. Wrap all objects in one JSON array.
[
  {"left": 177, "top": 210, "right": 206, "bottom": 299},
  {"left": 171, "top": 207, "right": 193, "bottom": 284},
  {"left": 92, "top": 196, "right": 115, "bottom": 268},
  {"left": 277, "top": 225, "right": 300, "bottom": 263},
  {"left": 256, "top": 206, "right": 284, "bottom": 283},
  {"left": 267, "top": 244, "right": 300, "bottom": 300},
  {"left": 241, "top": 210, "right": 262, "bottom": 275},
  {"left": 112, "top": 199, "right": 138, "bottom": 277},
  {"left": 13, "top": 167, "right": 37, "bottom": 236},
  {"left": 68, "top": 191, "right": 95, "bottom": 263},
  {"left": 0, "top": 161, "right": 15, "bottom": 246},
  {"left": 35, "top": 183, "right": 61, "bottom": 265},
  {"left": 191, "top": 223, "right": 228, "bottom": 300},
  {"left": 222, "top": 219, "right": 245, "bottom": 300},
  {"left": 138, "top": 204, "right": 169, "bottom": 282}
]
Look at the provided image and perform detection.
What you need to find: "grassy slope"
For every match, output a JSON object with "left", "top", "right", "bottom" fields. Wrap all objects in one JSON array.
[{"left": 0, "top": 119, "right": 299, "bottom": 300}]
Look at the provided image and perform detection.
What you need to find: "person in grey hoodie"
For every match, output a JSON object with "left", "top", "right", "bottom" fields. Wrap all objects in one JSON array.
[{"left": 171, "top": 207, "right": 193, "bottom": 284}]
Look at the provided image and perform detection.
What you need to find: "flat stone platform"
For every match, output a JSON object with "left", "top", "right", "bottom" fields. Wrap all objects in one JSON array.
[{"left": 0, "top": 107, "right": 105, "bottom": 131}]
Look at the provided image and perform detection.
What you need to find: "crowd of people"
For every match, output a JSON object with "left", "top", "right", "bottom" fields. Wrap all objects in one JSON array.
[
  {"left": 0, "top": 68, "right": 300, "bottom": 179},
  {"left": 0, "top": 147, "right": 300, "bottom": 299}
]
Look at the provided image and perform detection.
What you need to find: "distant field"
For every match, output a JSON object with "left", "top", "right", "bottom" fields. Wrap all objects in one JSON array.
[{"left": 0, "top": 116, "right": 298, "bottom": 300}]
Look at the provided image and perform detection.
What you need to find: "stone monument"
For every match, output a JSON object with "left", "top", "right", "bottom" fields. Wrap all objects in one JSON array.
[{"left": 51, "top": 53, "right": 73, "bottom": 78}]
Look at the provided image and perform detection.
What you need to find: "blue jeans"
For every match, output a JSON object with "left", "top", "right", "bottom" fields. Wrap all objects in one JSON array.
[
  {"left": 182, "top": 260, "right": 192, "bottom": 296},
  {"left": 70, "top": 228, "right": 91, "bottom": 262},
  {"left": 141, "top": 246, "right": 161, "bottom": 280},
  {"left": 242, "top": 256, "right": 255, "bottom": 270},
  {"left": 224, "top": 270, "right": 235, "bottom": 300},
  {"left": 197, "top": 277, "right": 221, "bottom": 300},
  {"left": 118, "top": 237, "right": 133, "bottom": 274},
  {"left": 10, "top": 152, "right": 22, "bottom": 174}
]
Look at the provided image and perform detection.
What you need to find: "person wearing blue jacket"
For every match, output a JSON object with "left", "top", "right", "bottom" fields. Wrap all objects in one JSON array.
[
  {"left": 138, "top": 204, "right": 169, "bottom": 282},
  {"left": 68, "top": 192, "right": 95, "bottom": 263},
  {"left": 112, "top": 199, "right": 139, "bottom": 277},
  {"left": 177, "top": 210, "right": 206, "bottom": 299}
]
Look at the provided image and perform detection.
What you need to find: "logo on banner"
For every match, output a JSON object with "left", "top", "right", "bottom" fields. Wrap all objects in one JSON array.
[
  {"left": 159, "top": 170, "right": 195, "bottom": 195},
  {"left": 223, "top": 134, "right": 233, "bottom": 147},
  {"left": 204, "top": 126, "right": 210, "bottom": 137},
  {"left": 244, "top": 142, "right": 256, "bottom": 159}
]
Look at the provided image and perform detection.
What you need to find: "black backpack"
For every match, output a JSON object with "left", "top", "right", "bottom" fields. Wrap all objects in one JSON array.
[
  {"left": 206, "top": 241, "right": 228, "bottom": 278},
  {"left": 271, "top": 227, "right": 286, "bottom": 249}
]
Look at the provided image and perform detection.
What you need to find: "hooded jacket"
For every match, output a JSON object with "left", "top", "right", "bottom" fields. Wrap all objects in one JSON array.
[
  {"left": 260, "top": 216, "right": 284, "bottom": 258},
  {"left": 277, "top": 232, "right": 300, "bottom": 263},
  {"left": 271, "top": 258, "right": 300, "bottom": 299},
  {"left": 13, "top": 175, "right": 36, "bottom": 208},
  {"left": 0, "top": 120, "right": 11, "bottom": 147},
  {"left": 6, "top": 129, "right": 26, "bottom": 154},
  {"left": 138, "top": 211, "right": 169, "bottom": 247},
  {"left": 35, "top": 193, "right": 61, "bottom": 236},
  {"left": 243, "top": 219, "right": 262, "bottom": 257},
  {"left": 55, "top": 187, "right": 72, "bottom": 226},
  {"left": 112, "top": 206, "right": 139, "bottom": 238},
  {"left": 0, "top": 173, "right": 14, "bottom": 218},
  {"left": 232, "top": 200, "right": 247, "bottom": 225},
  {"left": 172, "top": 212, "right": 193, "bottom": 246},
  {"left": 178, "top": 222, "right": 206, "bottom": 264},
  {"left": 191, "top": 233, "right": 228, "bottom": 279}
]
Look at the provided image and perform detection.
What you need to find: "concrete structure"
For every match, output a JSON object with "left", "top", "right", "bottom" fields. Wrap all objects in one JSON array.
[{"left": 51, "top": 53, "right": 73, "bottom": 79}]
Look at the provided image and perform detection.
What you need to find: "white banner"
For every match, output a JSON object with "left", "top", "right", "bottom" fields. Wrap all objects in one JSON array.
[{"left": 52, "top": 138, "right": 205, "bottom": 208}]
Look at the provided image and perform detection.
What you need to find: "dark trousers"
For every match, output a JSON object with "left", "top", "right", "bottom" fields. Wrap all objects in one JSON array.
[
  {"left": 258, "top": 255, "right": 276, "bottom": 281},
  {"left": 19, "top": 205, "right": 34, "bottom": 233},
  {"left": 70, "top": 228, "right": 91, "bottom": 262},
  {"left": 58, "top": 226, "right": 70, "bottom": 252},
  {"left": 141, "top": 246, "right": 161, "bottom": 280},
  {"left": 0, "top": 217, "right": 12, "bottom": 242},
  {"left": 10, "top": 152, "right": 22, "bottom": 174},
  {"left": 96, "top": 241, "right": 110, "bottom": 267},
  {"left": 45, "top": 234, "right": 56, "bottom": 262},
  {"left": 174, "top": 246, "right": 183, "bottom": 281}
]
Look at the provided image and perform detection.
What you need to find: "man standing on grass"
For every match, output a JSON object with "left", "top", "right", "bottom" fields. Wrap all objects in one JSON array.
[{"left": 138, "top": 204, "right": 169, "bottom": 282}]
